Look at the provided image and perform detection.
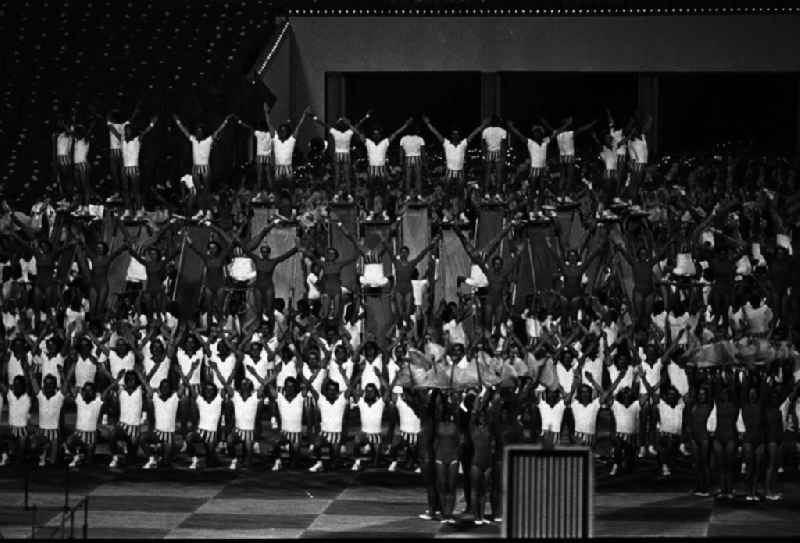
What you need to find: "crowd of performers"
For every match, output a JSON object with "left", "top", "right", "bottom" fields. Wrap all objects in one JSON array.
[{"left": 2, "top": 101, "right": 800, "bottom": 525}]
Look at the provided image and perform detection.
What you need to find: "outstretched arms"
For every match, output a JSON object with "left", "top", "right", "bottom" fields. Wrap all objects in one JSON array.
[{"left": 422, "top": 116, "right": 444, "bottom": 145}]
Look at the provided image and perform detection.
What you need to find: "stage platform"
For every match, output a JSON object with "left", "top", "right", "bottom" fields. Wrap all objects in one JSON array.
[{"left": 2, "top": 454, "right": 800, "bottom": 538}]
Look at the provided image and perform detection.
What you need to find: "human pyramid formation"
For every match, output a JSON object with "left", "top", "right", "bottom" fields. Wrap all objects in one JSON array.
[{"left": 1, "top": 101, "right": 800, "bottom": 525}]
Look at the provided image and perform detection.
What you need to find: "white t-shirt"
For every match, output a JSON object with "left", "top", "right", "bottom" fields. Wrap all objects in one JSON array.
[
  {"left": 190, "top": 136, "right": 213, "bottom": 166},
  {"left": 254, "top": 130, "right": 273, "bottom": 156},
  {"left": 556, "top": 131, "right": 575, "bottom": 157},
  {"left": 7, "top": 392, "right": 31, "bottom": 427},
  {"left": 611, "top": 400, "right": 640, "bottom": 434},
  {"left": 444, "top": 139, "right": 468, "bottom": 171},
  {"left": 121, "top": 137, "right": 141, "bottom": 168},
  {"left": 276, "top": 393, "right": 304, "bottom": 433},
  {"left": 657, "top": 400, "right": 685, "bottom": 435},
  {"left": 366, "top": 138, "right": 390, "bottom": 167},
  {"left": 177, "top": 348, "right": 204, "bottom": 385},
  {"left": 56, "top": 133, "right": 73, "bottom": 157},
  {"left": 118, "top": 387, "right": 143, "bottom": 426},
  {"left": 329, "top": 128, "right": 354, "bottom": 153},
  {"left": 143, "top": 355, "right": 170, "bottom": 389},
  {"left": 38, "top": 353, "right": 64, "bottom": 387},
  {"left": 482, "top": 126, "right": 507, "bottom": 152},
  {"left": 527, "top": 138, "right": 550, "bottom": 168},
  {"left": 273, "top": 135, "right": 296, "bottom": 166},
  {"left": 109, "top": 350, "right": 135, "bottom": 379},
  {"left": 399, "top": 135, "right": 425, "bottom": 157}
]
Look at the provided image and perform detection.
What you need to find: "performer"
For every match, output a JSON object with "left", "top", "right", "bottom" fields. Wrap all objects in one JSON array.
[
  {"left": 481, "top": 116, "right": 507, "bottom": 194},
  {"left": 348, "top": 117, "right": 412, "bottom": 187},
  {"left": 236, "top": 103, "right": 275, "bottom": 199},
  {"left": 310, "top": 110, "right": 372, "bottom": 193},
  {"left": 422, "top": 116, "right": 487, "bottom": 187},
  {"left": 272, "top": 107, "right": 311, "bottom": 185},
  {"left": 107, "top": 116, "right": 158, "bottom": 219},
  {"left": 398, "top": 120, "right": 426, "bottom": 195}
]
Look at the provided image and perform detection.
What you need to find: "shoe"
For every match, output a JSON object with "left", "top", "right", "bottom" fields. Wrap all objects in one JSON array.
[
  {"left": 637, "top": 446, "right": 647, "bottom": 459},
  {"left": 69, "top": 455, "right": 80, "bottom": 469},
  {"left": 414, "top": 467, "right": 422, "bottom": 474},
  {"left": 105, "top": 193, "right": 122, "bottom": 203},
  {"left": 777, "top": 466, "right": 784, "bottom": 474},
  {"left": 493, "top": 517, "right": 503, "bottom": 523},
  {"left": 661, "top": 465, "right": 671, "bottom": 477},
  {"left": 610, "top": 464, "right": 618, "bottom": 476},
  {"left": 474, "top": 520, "right": 482, "bottom": 526},
  {"left": 741, "top": 462, "right": 747, "bottom": 475},
  {"left": 351, "top": 459, "right": 361, "bottom": 472},
  {"left": 693, "top": 490, "right": 710, "bottom": 497},
  {"left": 272, "top": 459, "right": 282, "bottom": 472},
  {"left": 109, "top": 455, "right": 119, "bottom": 469},
  {"left": 229, "top": 458, "right": 238, "bottom": 471},
  {"left": 143, "top": 457, "right": 157, "bottom": 470},
  {"left": 418, "top": 511, "right": 433, "bottom": 520},
  {"left": 679, "top": 443, "right": 691, "bottom": 457},
  {"left": 253, "top": 442, "right": 261, "bottom": 454},
  {"left": 38, "top": 456, "right": 47, "bottom": 468},
  {"left": 388, "top": 460, "right": 398, "bottom": 472},
  {"left": 0, "top": 453, "right": 9, "bottom": 466},
  {"left": 179, "top": 441, "right": 188, "bottom": 454},
  {"left": 136, "top": 208, "right": 145, "bottom": 219},
  {"left": 309, "top": 461, "right": 323, "bottom": 473},
  {"left": 765, "top": 493, "right": 783, "bottom": 501},
  {"left": 648, "top": 445, "right": 658, "bottom": 456},
  {"left": 746, "top": 494, "right": 759, "bottom": 502},
  {"left": 447, "top": 518, "right": 457, "bottom": 525},
  {"left": 189, "top": 456, "right": 199, "bottom": 470}
]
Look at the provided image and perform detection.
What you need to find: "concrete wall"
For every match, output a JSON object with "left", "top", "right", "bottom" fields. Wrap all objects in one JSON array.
[{"left": 261, "top": 15, "right": 800, "bottom": 142}]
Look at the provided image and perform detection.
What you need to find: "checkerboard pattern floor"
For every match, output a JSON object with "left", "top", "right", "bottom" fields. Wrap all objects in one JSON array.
[{"left": 2, "top": 460, "right": 800, "bottom": 538}]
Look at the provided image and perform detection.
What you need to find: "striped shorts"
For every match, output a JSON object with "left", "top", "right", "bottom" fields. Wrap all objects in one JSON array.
[
  {"left": 10, "top": 426, "right": 29, "bottom": 439},
  {"left": 485, "top": 150, "right": 503, "bottom": 163},
  {"left": 604, "top": 168, "right": 617, "bottom": 179},
  {"left": 57, "top": 155, "right": 72, "bottom": 167},
  {"left": 256, "top": 154, "right": 273, "bottom": 165},
  {"left": 117, "top": 422, "right": 141, "bottom": 442},
  {"left": 275, "top": 164, "right": 293, "bottom": 178},
  {"left": 368, "top": 165, "right": 387, "bottom": 179},
  {"left": 530, "top": 166, "right": 546, "bottom": 178},
  {"left": 405, "top": 156, "right": 422, "bottom": 166},
  {"left": 110, "top": 149, "right": 122, "bottom": 159},
  {"left": 197, "top": 429, "right": 217, "bottom": 444},
  {"left": 73, "top": 430, "right": 96, "bottom": 447},
  {"left": 445, "top": 169, "right": 463, "bottom": 180},
  {"left": 74, "top": 162, "right": 90, "bottom": 176},
  {"left": 400, "top": 431, "right": 419, "bottom": 446},
  {"left": 123, "top": 165, "right": 140, "bottom": 178},
  {"left": 234, "top": 428, "right": 254, "bottom": 442},
  {"left": 281, "top": 431, "right": 302, "bottom": 447},
  {"left": 631, "top": 162, "right": 646, "bottom": 172},
  {"left": 335, "top": 152, "right": 351, "bottom": 164},
  {"left": 154, "top": 430, "right": 174, "bottom": 445},
  {"left": 39, "top": 428, "right": 60, "bottom": 442},
  {"left": 319, "top": 431, "right": 342, "bottom": 447},
  {"left": 362, "top": 432, "right": 382, "bottom": 445},
  {"left": 193, "top": 164, "right": 210, "bottom": 178},
  {"left": 560, "top": 155, "right": 575, "bottom": 164}
]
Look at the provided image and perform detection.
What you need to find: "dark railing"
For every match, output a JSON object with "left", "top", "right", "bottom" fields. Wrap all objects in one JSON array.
[{"left": 23, "top": 462, "right": 90, "bottom": 539}]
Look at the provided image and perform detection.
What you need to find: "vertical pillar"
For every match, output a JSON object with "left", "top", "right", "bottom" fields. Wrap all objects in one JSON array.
[
  {"left": 481, "top": 72, "right": 501, "bottom": 119},
  {"left": 637, "top": 74, "right": 660, "bottom": 156},
  {"left": 796, "top": 75, "right": 800, "bottom": 155},
  {"left": 325, "top": 73, "right": 346, "bottom": 124}
]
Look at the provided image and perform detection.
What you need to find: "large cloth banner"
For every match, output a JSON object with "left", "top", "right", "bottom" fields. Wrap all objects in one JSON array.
[
  {"left": 401, "top": 204, "right": 431, "bottom": 276},
  {"left": 434, "top": 225, "right": 471, "bottom": 306},
  {"left": 172, "top": 225, "right": 211, "bottom": 321},
  {"left": 364, "top": 290, "right": 393, "bottom": 349},
  {"left": 328, "top": 203, "right": 359, "bottom": 293}
]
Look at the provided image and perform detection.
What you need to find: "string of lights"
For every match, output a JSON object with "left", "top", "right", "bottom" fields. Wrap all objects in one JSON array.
[{"left": 288, "top": 6, "right": 800, "bottom": 16}]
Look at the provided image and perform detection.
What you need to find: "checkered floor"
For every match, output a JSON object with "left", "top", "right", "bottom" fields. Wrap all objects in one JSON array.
[{"left": 3, "top": 456, "right": 800, "bottom": 539}]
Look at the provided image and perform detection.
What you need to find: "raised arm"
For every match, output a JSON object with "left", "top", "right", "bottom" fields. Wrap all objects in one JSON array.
[
  {"left": 263, "top": 103, "right": 274, "bottom": 132},
  {"left": 422, "top": 115, "right": 444, "bottom": 145},
  {"left": 388, "top": 118, "right": 413, "bottom": 145},
  {"left": 172, "top": 114, "right": 191, "bottom": 139},
  {"left": 506, "top": 121, "right": 527, "bottom": 143},
  {"left": 466, "top": 118, "right": 490, "bottom": 144},
  {"left": 211, "top": 114, "right": 235, "bottom": 142},
  {"left": 574, "top": 119, "right": 598, "bottom": 136},
  {"left": 292, "top": 106, "right": 312, "bottom": 139},
  {"left": 138, "top": 115, "right": 159, "bottom": 138}
]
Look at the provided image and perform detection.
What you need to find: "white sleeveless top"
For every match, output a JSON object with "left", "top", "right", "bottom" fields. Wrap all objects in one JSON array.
[
  {"left": 556, "top": 131, "right": 575, "bottom": 157},
  {"left": 144, "top": 355, "right": 170, "bottom": 389},
  {"left": 527, "top": 138, "right": 550, "bottom": 168},
  {"left": 109, "top": 350, "right": 135, "bottom": 379},
  {"left": 319, "top": 393, "right": 348, "bottom": 433},
  {"left": 233, "top": 392, "right": 260, "bottom": 431},
  {"left": 572, "top": 398, "right": 601, "bottom": 435},
  {"left": 177, "top": 348, "right": 204, "bottom": 385},
  {"left": 74, "top": 356, "right": 97, "bottom": 388},
  {"left": 118, "top": 387, "right": 143, "bottom": 426},
  {"left": 366, "top": 139, "right": 390, "bottom": 167},
  {"left": 7, "top": 352, "right": 28, "bottom": 385},
  {"left": 154, "top": 393, "right": 180, "bottom": 433},
  {"left": 243, "top": 352, "right": 273, "bottom": 387},
  {"left": 56, "top": 133, "right": 73, "bottom": 157},
  {"left": 254, "top": 130, "right": 273, "bottom": 156},
  {"left": 121, "top": 136, "right": 141, "bottom": 167},
  {"left": 273, "top": 135, "right": 296, "bottom": 166},
  {"left": 75, "top": 394, "right": 103, "bottom": 432},
  {"left": 197, "top": 394, "right": 222, "bottom": 432},
  {"left": 73, "top": 139, "right": 90, "bottom": 164},
  {"left": 399, "top": 135, "right": 425, "bottom": 157},
  {"left": 444, "top": 139, "right": 467, "bottom": 171},
  {"left": 210, "top": 354, "right": 237, "bottom": 390},
  {"left": 611, "top": 401, "right": 640, "bottom": 434},
  {"left": 481, "top": 126, "right": 507, "bottom": 152},
  {"left": 276, "top": 393, "right": 304, "bottom": 432},
  {"left": 7, "top": 392, "right": 31, "bottom": 427},
  {"left": 629, "top": 136, "right": 648, "bottom": 164},
  {"left": 538, "top": 399, "right": 567, "bottom": 433},
  {"left": 109, "top": 122, "right": 127, "bottom": 150},
  {"left": 37, "top": 391, "right": 64, "bottom": 430},
  {"left": 358, "top": 397, "right": 385, "bottom": 434},
  {"left": 190, "top": 136, "right": 213, "bottom": 166}
]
